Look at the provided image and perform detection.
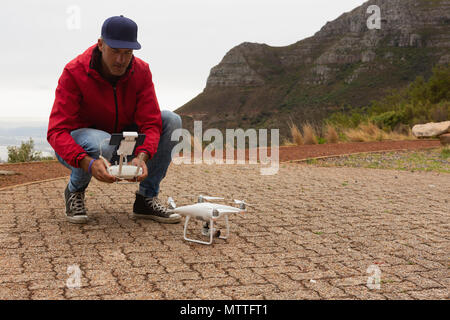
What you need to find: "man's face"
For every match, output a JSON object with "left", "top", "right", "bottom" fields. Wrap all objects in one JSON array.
[{"left": 98, "top": 38, "right": 133, "bottom": 77}]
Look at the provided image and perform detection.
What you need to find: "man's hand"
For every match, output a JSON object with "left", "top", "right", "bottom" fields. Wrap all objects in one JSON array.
[
  {"left": 80, "top": 156, "right": 117, "bottom": 183},
  {"left": 129, "top": 152, "right": 149, "bottom": 182}
]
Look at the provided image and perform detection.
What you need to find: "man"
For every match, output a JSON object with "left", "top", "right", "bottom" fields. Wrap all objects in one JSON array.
[{"left": 47, "top": 15, "right": 181, "bottom": 224}]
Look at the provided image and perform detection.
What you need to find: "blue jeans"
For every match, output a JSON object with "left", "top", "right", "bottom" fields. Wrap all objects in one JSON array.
[{"left": 55, "top": 110, "right": 182, "bottom": 198}]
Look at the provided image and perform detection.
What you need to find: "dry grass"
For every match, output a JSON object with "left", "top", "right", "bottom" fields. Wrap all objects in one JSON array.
[
  {"left": 325, "top": 124, "right": 339, "bottom": 143},
  {"left": 284, "top": 121, "right": 417, "bottom": 146},
  {"left": 344, "top": 123, "right": 386, "bottom": 142},
  {"left": 386, "top": 129, "right": 416, "bottom": 141},
  {"left": 289, "top": 122, "right": 304, "bottom": 146},
  {"left": 343, "top": 122, "right": 417, "bottom": 142},
  {"left": 302, "top": 123, "right": 318, "bottom": 145},
  {"left": 391, "top": 126, "right": 416, "bottom": 140}
]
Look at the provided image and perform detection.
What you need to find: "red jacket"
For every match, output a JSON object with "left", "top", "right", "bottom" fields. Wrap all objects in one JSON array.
[{"left": 47, "top": 44, "right": 162, "bottom": 168}]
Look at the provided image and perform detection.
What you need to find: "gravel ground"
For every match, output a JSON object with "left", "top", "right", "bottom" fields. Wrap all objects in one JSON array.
[{"left": 0, "top": 162, "right": 448, "bottom": 300}]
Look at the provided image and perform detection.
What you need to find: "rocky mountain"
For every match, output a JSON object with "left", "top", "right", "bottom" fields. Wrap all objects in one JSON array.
[{"left": 176, "top": 0, "right": 450, "bottom": 138}]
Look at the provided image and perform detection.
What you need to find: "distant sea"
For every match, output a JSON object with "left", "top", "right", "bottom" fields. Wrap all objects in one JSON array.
[
  {"left": 0, "top": 145, "right": 54, "bottom": 163},
  {"left": 0, "top": 146, "right": 9, "bottom": 162},
  {"left": 0, "top": 123, "right": 54, "bottom": 163}
]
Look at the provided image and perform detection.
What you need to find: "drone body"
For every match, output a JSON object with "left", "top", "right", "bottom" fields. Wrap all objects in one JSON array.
[
  {"left": 167, "top": 196, "right": 247, "bottom": 245},
  {"left": 171, "top": 203, "right": 242, "bottom": 221}
]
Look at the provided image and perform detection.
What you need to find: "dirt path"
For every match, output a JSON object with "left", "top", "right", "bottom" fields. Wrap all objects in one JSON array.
[{"left": 0, "top": 139, "right": 442, "bottom": 189}]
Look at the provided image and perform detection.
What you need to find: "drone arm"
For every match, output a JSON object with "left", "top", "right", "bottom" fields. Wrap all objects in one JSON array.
[{"left": 215, "top": 209, "right": 244, "bottom": 216}]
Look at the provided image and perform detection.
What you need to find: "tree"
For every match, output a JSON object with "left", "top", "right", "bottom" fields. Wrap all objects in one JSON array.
[{"left": 7, "top": 138, "right": 47, "bottom": 163}]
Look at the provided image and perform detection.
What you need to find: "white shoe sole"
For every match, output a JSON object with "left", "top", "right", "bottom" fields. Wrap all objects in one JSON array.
[
  {"left": 132, "top": 212, "right": 181, "bottom": 224},
  {"left": 65, "top": 214, "right": 89, "bottom": 224}
]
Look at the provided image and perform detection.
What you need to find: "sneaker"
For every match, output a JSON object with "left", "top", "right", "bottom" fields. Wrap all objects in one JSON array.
[
  {"left": 133, "top": 193, "right": 181, "bottom": 224},
  {"left": 64, "top": 185, "right": 88, "bottom": 224}
]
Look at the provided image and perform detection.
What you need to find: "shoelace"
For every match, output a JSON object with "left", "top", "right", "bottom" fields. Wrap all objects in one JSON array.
[
  {"left": 145, "top": 197, "right": 170, "bottom": 215},
  {"left": 68, "top": 192, "right": 86, "bottom": 215}
]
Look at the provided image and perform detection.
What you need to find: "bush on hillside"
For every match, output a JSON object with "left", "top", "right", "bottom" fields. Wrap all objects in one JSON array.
[
  {"left": 7, "top": 138, "right": 53, "bottom": 163},
  {"left": 302, "top": 123, "right": 318, "bottom": 145},
  {"left": 326, "top": 64, "right": 450, "bottom": 130},
  {"left": 370, "top": 110, "right": 406, "bottom": 130}
]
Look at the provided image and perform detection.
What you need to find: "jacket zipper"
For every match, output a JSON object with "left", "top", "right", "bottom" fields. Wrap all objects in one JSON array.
[{"left": 113, "top": 85, "right": 119, "bottom": 133}]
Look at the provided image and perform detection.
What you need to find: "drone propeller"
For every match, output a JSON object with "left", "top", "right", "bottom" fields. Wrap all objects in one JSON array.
[
  {"left": 230, "top": 199, "right": 247, "bottom": 210},
  {"left": 167, "top": 197, "right": 177, "bottom": 209},
  {"left": 198, "top": 195, "right": 224, "bottom": 203},
  {"left": 178, "top": 194, "right": 224, "bottom": 200},
  {"left": 202, "top": 196, "right": 224, "bottom": 200},
  {"left": 233, "top": 199, "right": 254, "bottom": 206}
]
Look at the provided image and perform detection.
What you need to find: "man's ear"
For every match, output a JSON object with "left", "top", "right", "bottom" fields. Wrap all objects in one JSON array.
[{"left": 97, "top": 38, "right": 103, "bottom": 52}]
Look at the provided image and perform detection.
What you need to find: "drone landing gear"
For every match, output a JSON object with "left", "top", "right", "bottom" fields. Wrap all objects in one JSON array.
[
  {"left": 202, "top": 222, "right": 221, "bottom": 238},
  {"left": 183, "top": 216, "right": 230, "bottom": 245}
]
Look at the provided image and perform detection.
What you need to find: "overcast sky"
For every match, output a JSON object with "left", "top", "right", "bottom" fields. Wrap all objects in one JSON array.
[{"left": 0, "top": 0, "right": 367, "bottom": 125}]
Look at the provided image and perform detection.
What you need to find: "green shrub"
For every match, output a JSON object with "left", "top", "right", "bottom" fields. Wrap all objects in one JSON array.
[
  {"left": 7, "top": 138, "right": 51, "bottom": 163},
  {"left": 326, "top": 109, "right": 370, "bottom": 129},
  {"left": 325, "top": 63, "right": 450, "bottom": 132},
  {"left": 430, "top": 101, "right": 450, "bottom": 122},
  {"left": 370, "top": 110, "right": 406, "bottom": 130},
  {"left": 441, "top": 147, "right": 450, "bottom": 160}
]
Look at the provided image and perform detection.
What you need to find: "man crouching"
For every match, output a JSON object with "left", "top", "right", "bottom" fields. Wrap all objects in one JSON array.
[{"left": 47, "top": 15, "right": 181, "bottom": 224}]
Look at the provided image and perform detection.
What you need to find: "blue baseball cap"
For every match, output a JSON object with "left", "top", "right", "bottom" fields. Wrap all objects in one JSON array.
[{"left": 101, "top": 15, "right": 141, "bottom": 50}]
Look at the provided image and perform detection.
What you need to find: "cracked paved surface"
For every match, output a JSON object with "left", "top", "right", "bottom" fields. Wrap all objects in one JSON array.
[{"left": 0, "top": 163, "right": 448, "bottom": 299}]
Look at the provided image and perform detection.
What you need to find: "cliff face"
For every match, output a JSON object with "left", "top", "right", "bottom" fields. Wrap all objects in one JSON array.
[{"left": 176, "top": 0, "right": 450, "bottom": 137}]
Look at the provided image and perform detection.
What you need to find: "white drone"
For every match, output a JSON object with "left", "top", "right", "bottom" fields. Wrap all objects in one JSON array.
[{"left": 167, "top": 195, "right": 248, "bottom": 245}]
